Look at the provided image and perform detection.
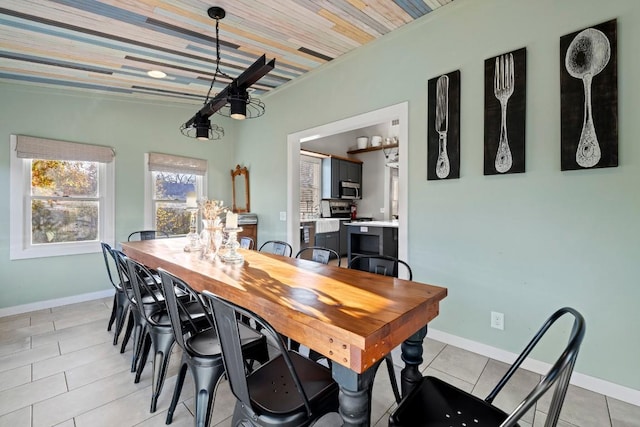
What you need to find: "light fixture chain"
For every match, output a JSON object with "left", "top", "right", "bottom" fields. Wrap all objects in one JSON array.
[{"left": 204, "top": 16, "right": 231, "bottom": 103}]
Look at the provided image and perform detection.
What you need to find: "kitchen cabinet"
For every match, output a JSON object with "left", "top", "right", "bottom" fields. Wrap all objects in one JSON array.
[
  {"left": 347, "top": 223, "right": 398, "bottom": 265},
  {"left": 315, "top": 231, "right": 339, "bottom": 255},
  {"left": 321, "top": 157, "right": 362, "bottom": 199},
  {"left": 340, "top": 160, "right": 361, "bottom": 183}
]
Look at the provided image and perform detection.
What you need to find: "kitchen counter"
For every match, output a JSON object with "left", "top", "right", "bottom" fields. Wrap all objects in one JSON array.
[
  {"left": 345, "top": 220, "right": 398, "bottom": 228},
  {"left": 300, "top": 218, "right": 342, "bottom": 232},
  {"left": 347, "top": 221, "right": 398, "bottom": 264}
]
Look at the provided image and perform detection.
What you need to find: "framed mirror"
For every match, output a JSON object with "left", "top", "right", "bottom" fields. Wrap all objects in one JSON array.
[{"left": 231, "top": 165, "right": 250, "bottom": 213}]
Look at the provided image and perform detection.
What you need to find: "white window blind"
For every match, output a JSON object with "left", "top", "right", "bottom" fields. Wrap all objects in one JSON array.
[
  {"left": 15, "top": 135, "right": 115, "bottom": 163},
  {"left": 300, "top": 155, "right": 321, "bottom": 214},
  {"left": 148, "top": 152, "right": 207, "bottom": 176}
]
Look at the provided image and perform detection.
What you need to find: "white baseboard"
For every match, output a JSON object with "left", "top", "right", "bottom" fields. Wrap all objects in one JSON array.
[
  {"left": 0, "top": 289, "right": 113, "bottom": 318},
  {"left": 428, "top": 328, "right": 640, "bottom": 407}
]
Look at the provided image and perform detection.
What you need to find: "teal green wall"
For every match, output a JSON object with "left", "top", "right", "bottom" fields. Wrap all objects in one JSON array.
[
  {"left": 0, "top": 85, "right": 236, "bottom": 307},
  {"left": 234, "top": 0, "right": 640, "bottom": 391}
]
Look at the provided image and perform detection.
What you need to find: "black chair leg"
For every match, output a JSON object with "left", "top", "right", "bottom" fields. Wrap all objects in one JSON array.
[
  {"left": 112, "top": 298, "right": 129, "bottom": 346},
  {"left": 120, "top": 311, "right": 134, "bottom": 351},
  {"left": 288, "top": 337, "right": 301, "bottom": 352},
  {"left": 107, "top": 294, "right": 117, "bottom": 331},
  {"left": 192, "top": 364, "right": 226, "bottom": 427},
  {"left": 149, "top": 330, "right": 176, "bottom": 412},
  {"left": 135, "top": 333, "right": 152, "bottom": 383},
  {"left": 132, "top": 324, "right": 147, "bottom": 373},
  {"left": 166, "top": 360, "right": 189, "bottom": 424},
  {"left": 386, "top": 354, "right": 402, "bottom": 403}
]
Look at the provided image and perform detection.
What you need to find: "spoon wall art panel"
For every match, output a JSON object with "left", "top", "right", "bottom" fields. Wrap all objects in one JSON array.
[
  {"left": 560, "top": 19, "right": 618, "bottom": 171},
  {"left": 427, "top": 70, "right": 460, "bottom": 180},
  {"left": 484, "top": 47, "right": 527, "bottom": 176}
]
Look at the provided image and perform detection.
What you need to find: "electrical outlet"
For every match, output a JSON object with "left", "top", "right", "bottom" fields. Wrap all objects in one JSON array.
[
  {"left": 279, "top": 211, "right": 287, "bottom": 221},
  {"left": 491, "top": 311, "right": 504, "bottom": 330}
]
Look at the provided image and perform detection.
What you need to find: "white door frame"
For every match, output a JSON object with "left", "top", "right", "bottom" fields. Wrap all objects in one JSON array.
[{"left": 286, "top": 102, "right": 409, "bottom": 263}]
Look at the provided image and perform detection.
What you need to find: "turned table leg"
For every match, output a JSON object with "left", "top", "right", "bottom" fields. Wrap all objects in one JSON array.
[
  {"left": 400, "top": 325, "right": 427, "bottom": 397},
  {"left": 332, "top": 362, "right": 378, "bottom": 426}
]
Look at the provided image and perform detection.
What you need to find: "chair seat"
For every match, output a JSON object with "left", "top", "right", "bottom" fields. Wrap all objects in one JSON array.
[
  {"left": 185, "top": 322, "right": 267, "bottom": 360},
  {"left": 248, "top": 351, "right": 337, "bottom": 415},
  {"left": 184, "top": 328, "right": 221, "bottom": 357},
  {"left": 149, "top": 301, "right": 208, "bottom": 328},
  {"left": 390, "top": 376, "right": 516, "bottom": 427}
]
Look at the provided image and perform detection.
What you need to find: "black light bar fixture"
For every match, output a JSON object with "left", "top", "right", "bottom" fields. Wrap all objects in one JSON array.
[{"left": 181, "top": 6, "right": 276, "bottom": 141}]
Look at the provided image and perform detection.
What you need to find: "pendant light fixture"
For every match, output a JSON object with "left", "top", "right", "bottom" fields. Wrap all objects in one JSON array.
[
  {"left": 180, "top": 6, "right": 275, "bottom": 140},
  {"left": 179, "top": 112, "right": 225, "bottom": 141}
]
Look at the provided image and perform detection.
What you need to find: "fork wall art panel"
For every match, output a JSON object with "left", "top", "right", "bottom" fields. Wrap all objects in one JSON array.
[
  {"left": 560, "top": 19, "right": 617, "bottom": 171},
  {"left": 427, "top": 70, "right": 460, "bottom": 180},
  {"left": 484, "top": 47, "right": 527, "bottom": 175}
]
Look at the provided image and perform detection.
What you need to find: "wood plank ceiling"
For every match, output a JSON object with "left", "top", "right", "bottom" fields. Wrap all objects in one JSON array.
[{"left": 0, "top": 0, "right": 453, "bottom": 103}]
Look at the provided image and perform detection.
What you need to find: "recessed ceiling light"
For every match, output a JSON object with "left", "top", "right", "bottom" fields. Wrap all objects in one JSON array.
[{"left": 147, "top": 70, "right": 167, "bottom": 79}]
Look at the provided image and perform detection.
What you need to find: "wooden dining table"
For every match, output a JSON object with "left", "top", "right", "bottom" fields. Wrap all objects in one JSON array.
[{"left": 122, "top": 237, "right": 447, "bottom": 426}]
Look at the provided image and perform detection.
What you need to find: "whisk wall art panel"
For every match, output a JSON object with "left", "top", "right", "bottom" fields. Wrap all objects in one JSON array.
[
  {"left": 484, "top": 47, "right": 527, "bottom": 176},
  {"left": 427, "top": 69, "right": 460, "bottom": 180},
  {"left": 560, "top": 19, "right": 618, "bottom": 171}
]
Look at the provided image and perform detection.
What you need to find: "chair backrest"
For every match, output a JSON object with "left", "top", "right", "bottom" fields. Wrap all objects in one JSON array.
[
  {"left": 258, "top": 240, "right": 293, "bottom": 257},
  {"left": 127, "top": 230, "right": 169, "bottom": 241},
  {"left": 124, "top": 256, "right": 165, "bottom": 317},
  {"left": 158, "top": 268, "right": 215, "bottom": 352},
  {"left": 110, "top": 248, "right": 134, "bottom": 301},
  {"left": 200, "top": 290, "right": 314, "bottom": 418},
  {"left": 348, "top": 254, "right": 412, "bottom": 280},
  {"left": 100, "top": 242, "right": 123, "bottom": 291},
  {"left": 295, "top": 246, "right": 340, "bottom": 266},
  {"left": 239, "top": 236, "right": 254, "bottom": 250},
  {"left": 488, "top": 307, "right": 586, "bottom": 426}
]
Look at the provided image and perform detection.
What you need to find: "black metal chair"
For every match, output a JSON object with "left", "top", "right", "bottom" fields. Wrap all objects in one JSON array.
[
  {"left": 258, "top": 240, "right": 293, "bottom": 257},
  {"left": 125, "top": 256, "right": 210, "bottom": 413},
  {"left": 127, "top": 230, "right": 169, "bottom": 241},
  {"left": 111, "top": 250, "right": 164, "bottom": 373},
  {"left": 101, "top": 242, "right": 130, "bottom": 345},
  {"left": 239, "top": 236, "right": 255, "bottom": 250},
  {"left": 158, "top": 268, "right": 270, "bottom": 427},
  {"left": 348, "top": 254, "right": 413, "bottom": 404},
  {"left": 348, "top": 254, "right": 412, "bottom": 280},
  {"left": 295, "top": 246, "right": 341, "bottom": 266},
  {"left": 201, "top": 289, "right": 339, "bottom": 427},
  {"left": 389, "top": 307, "right": 586, "bottom": 427}
]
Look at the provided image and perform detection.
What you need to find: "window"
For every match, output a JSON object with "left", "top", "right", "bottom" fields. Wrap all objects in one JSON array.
[
  {"left": 144, "top": 152, "right": 207, "bottom": 235},
  {"left": 300, "top": 155, "right": 321, "bottom": 217},
  {"left": 9, "top": 135, "right": 115, "bottom": 259}
]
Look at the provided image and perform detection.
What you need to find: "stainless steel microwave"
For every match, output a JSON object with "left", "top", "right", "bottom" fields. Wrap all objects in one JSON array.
[{"left": 340, "top": 181, "right": 360, "bottom": 199}]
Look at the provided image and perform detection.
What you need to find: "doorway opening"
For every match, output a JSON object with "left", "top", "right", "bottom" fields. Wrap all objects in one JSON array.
[{"left": 286, "top": 102, "right": 409, "bottom": 261}]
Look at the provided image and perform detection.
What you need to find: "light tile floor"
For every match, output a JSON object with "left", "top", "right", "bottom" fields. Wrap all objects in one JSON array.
[{"left": 1, "top": 297, "right": 639, "bottom": 426}]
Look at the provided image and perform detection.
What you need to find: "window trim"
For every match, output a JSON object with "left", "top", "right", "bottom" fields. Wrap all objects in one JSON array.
[
  {"left": 9, "top": 135, "right": 115, "bottom": 260},
  {"left": 143, "top": 153, "right": 207, "bottom": 231}
]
